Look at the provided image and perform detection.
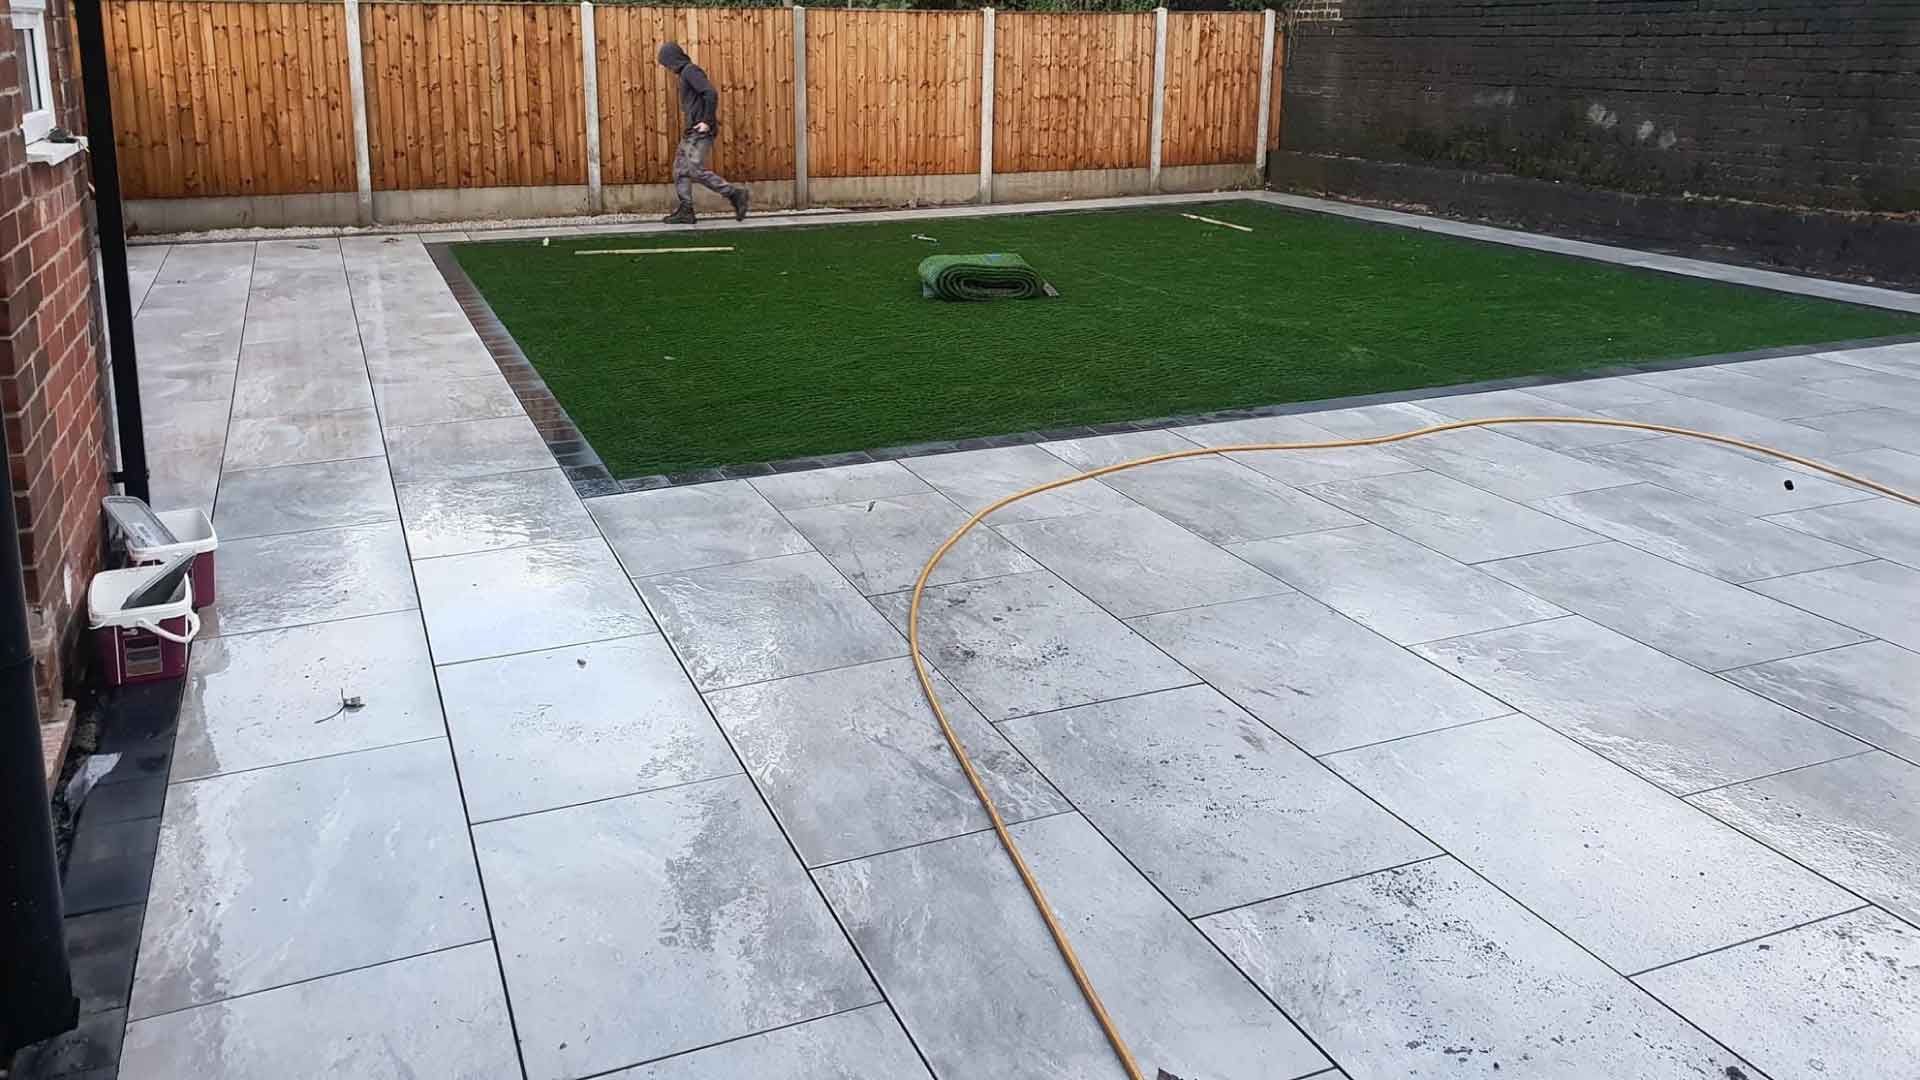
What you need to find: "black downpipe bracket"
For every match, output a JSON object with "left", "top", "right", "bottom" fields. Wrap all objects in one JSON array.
[
  {"left": 73, "top": 0, "right": 147, "bottom": 503},
  {"left": 0, "top": 419, "right": 78, "bottom": 1056}
]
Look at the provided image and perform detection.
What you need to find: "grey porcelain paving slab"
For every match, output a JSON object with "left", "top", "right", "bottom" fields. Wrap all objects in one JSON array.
[
  {"left": 1635, "top": 908, "right": 1918, "bottom": 1080},
  {"left": 1003, "top": 685, "right": 1436, "bottom": 914},
  {"left": 1691, "top": 750, "right": 1918, "bottom": 926},
  {"left": 175, "top": 611, "right": 445, "bottom": 779},
  {"left": 145, "top": 398, "right": 233, "bottom": 452},
  {"left": 438, "top": 635, "right": 738, "bottom": 821},
  {"left": 1132, "top": 592, "right": 1507, "bottom": 754},
  {"left": 414, "top": 537, "right": 657, "bottom": 664},
  {"left": 222, "top": 408, "right": 385, "bottom": 472},
  {"left": 748, "top": 460, "right": 931, "bottom": 510},
  {"left": 1480, "top": 542, "right": 1869, "bottom": 671},
  {"left": 1199, "top": 859, "right": 1755, "bottom": 1079},
  {"left": 1233, "top": 524, "right": 1565, "bottom": 644},
  {"left": 610, "top": 1006, "right": 931, "bottom": 1079},
  {"left": 1178, "top": 413, "right": 1420, "bottom": 487},
  {"left": 1722, "top": 641, "right": 1920, "bottom": 763},
  {"left": 212, "top": 457, "right": 397, "bottom": 540},
  {"left": 1039, "top": 427, "right": 1199, "bottom": 471},
  {"left": 373, "top": 373, "right": 523, "bottom": 428},
  {"left": 1823, "top": 446, "right": 1920, "bottom": 494},
  {"left": 995, "top": 506, "right": 1290, "bottom": 618},
  {"left": 1748, "top": 559, "right": 1920, "bottom": 652},
  {"left": 639, "top": 552, "right": 904, "bottom": 690},
  {"left": 148, "top": 443, "right": 222, "bottom": 515},
  {"left": 397, "top": 467, "right": 598, "bottom": 558},
  {"left": 1352, "top": 422, "right": 1635, "bottom": 502},
  {"left": 1630, "top": 364, "right": 1859, "bottom": 420},
  {"left": 384, "top": 414, "right": 555, "bottom": 482},
  {"left": 1415, "top": 387, "right": 1661, "bottom": 449},
  {"left": 1533, "top": 482, "right": 1868, "bottom": 582},
  {"left": 1729, "top": 351, "right": 1901, "bottom": 384},
  {"left": 1768, "top": 497, "right": 1920, "bottom": 569},
  {"left": 900, "top": 444, "right": 1134, "bottom": 524},
  {"left": 230, "top": 360, "right": 373, "bottom": 419},
  {"left": 1814, "top": 342, "right": 1920, "bottom": 377},
  {"left": 1790, "top": 407, "right": 1920, "bottom": 453},
  {"left": 1063, "top": 450, "right": 1359, "bottom": 545},
  {"left": 814, "top": 814, "right": 1331, "bottom": 1080},
  {"left": 473, "top": 774, "right": 877, "bottom": 1080},
  {"left": 589, "top": 481, "right": 811, "bottom": 577},
  {"left": 131, "top": 740, "right": 489, "bottom": 1018},
  {"left": 1295, "top": 400, "right": 1448, "bottom": 439},
  {"left": 120, "top": 942, "right": 519, "bottom": 1080},
  {"left": 140, "top": 364, "right": 238, "bottom": 410},
  {"left": 783, "top": 491, "right": 1038, "bottom": 595},
  {"left": 872, "top": 570, "right": 1194, "bottom": 721},
  {"left": 1414, "top": 616, "right": 1865, "bottom": 794},
  {"left": 1599, "top": 396, "right": 1881, "bottom": 460},
  {"left": 707, "top": 657, "right": 1066, "bottom": 865},
  {"left": 207, "top": 522, "right": 417, "bottom": 636},
  {"left": 1567, "top": 434, "right": 1873, "bottom": 516},
  {"left": 1807, "top": 371, "right": 1920, "bottom": 413},
  {"left": 1326, "top": 714, "right": 1861, "bottom": 972},
  {"left": 1308, "top": 470, "right": 1599, "bottom": 563}
]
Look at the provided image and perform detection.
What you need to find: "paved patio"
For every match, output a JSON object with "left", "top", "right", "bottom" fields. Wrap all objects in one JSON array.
[{"left": 105, "top": 197, "right": 1920, "bottom": 1080}]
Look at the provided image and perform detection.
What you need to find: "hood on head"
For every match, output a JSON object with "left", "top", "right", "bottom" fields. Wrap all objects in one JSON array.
[{"left": 658, "top": 42, "right": 689, "bottom": 71}]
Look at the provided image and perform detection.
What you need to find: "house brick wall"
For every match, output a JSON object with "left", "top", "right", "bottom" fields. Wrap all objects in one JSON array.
[
  {"left": 1280, "top": 0, "right": 1920, "bottom": 212},
  {"left": 1, "top": 0, "right": 112, "bottom": 712}
]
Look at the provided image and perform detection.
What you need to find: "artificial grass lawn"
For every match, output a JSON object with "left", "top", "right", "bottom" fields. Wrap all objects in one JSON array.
[{"left": 454, "top": 201, "right": 1918, "bottom": 477}]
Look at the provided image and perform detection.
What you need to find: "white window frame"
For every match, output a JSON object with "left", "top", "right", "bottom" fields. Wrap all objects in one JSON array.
[{"left": 12, "top": 0, "right": 54, "bottom": 144}]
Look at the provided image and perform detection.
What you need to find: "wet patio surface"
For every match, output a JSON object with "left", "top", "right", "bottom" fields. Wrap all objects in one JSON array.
[{"left": 82, "top": 195, "right": 1920, "bottom": 1080}]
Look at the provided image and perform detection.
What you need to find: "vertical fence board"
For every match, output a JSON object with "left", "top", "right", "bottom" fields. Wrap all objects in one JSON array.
[
  {"left": 102, "top": 0, "right": 355, "bottom": 197},
  {"left": 993, "top": 12, "right": 1151, "bottom": 174},
  {"left": 1160, "top": 10, "right": 1262, "bottom": 167}
]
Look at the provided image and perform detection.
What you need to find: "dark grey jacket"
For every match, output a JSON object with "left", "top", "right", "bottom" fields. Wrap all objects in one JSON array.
[{"left": 658, "top": 42, "right": 719, "bottom": 137}]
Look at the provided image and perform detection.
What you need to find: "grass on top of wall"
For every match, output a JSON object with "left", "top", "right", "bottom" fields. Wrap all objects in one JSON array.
[{"left": 453, "top": 201, "right": 1916, "bottom": 477}]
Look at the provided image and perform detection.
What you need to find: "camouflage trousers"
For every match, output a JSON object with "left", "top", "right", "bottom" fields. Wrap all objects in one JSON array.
[{"left": 671, "top": 134, "right": 736, "bottom": 205}]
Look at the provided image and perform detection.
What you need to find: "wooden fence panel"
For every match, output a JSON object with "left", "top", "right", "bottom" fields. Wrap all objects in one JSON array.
[
  {"left": 596, "top": 6, "right": 795, "bottom": 185},
  {"left": 807, "top": 9, "right": 978, "bottom": 179},
  {"left": 362, "top": 2, "right": 585, "bottom": 191},
  {"left": 103, "top": 0, "right": 354, "bottom": 198},
  {"left": 993, "top": 12, "right": 1151, "bottom": 174},
  {"left": 1160, "top": 11, "right": 1263, "bottom": 168}
]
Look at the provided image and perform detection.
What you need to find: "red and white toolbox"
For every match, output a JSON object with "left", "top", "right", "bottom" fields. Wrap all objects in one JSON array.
[
  {"left": 89, "top": 555, "right": 201, "bottom": 686},
  {"left": 104, "top": 495, "right": 218, "bottom": 609}
]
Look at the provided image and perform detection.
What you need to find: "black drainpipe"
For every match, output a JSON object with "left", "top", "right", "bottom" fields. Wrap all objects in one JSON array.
[
  {"left": 0, "top": 417, "right": 78, "bottom": 1057},
  {"left": 73, "top": 0, "right": 147, "bottom": 504}
]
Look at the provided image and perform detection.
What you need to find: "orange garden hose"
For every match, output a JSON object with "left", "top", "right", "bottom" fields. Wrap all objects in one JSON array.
[{"left": 905, "top": 415, "right": 1920, "bottom": 1080}]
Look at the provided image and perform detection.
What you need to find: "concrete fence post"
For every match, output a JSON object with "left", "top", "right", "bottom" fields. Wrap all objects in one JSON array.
[
  {"left": 581, "top": 0, "right": 602, "bottom": 211},
  {"left": 342, "top": 0, "right": 373, "bottom": 224},
  {"left": 1254, "top": 7, "right": 1275, "bottom": 178},
  {"left": 793, "top": 5, "right": 809, "bottom": 209},
  {"left": 1148, "top": 6, "right": 1168, "bottom": 194},
  {"left": 978, "top": 7, "right": 995, "bottom": 204}
]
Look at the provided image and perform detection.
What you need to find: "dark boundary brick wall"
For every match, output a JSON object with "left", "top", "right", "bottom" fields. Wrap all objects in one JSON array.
[{"left": 1279, "top": 0, "right": 1920, "bottom": 212}]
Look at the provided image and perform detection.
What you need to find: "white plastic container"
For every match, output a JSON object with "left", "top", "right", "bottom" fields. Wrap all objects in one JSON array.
[
  {"left": 124, "top": 507, "right": 218, "bottom": 609},
  {"left": 89, "top": 566, "right": 200, "bottom": 686}
]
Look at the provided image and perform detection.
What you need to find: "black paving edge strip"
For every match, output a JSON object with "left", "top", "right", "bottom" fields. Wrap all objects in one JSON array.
[
  {"left": 428, "top": 243, "right": 624, "bottom": 497},
  {"left": 428, "top": 239, "right": 1920, "bottom": 496}
]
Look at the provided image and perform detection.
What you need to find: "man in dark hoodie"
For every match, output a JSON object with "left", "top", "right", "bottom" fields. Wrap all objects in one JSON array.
[{"left": 657, "top": 41, "right": 749, "bottom": 224}]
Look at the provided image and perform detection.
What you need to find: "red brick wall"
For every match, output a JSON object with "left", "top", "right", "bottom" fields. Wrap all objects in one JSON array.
[{"left": 1, "top": 0, "right": 112, "bottom": 706}]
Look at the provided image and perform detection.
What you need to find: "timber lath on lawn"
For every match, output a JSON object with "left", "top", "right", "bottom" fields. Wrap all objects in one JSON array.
[{"left": 102, "top": 1, "right": 1284, "bottom": 231}]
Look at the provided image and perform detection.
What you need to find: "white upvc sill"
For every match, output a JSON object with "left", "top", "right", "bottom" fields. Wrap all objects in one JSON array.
[{"left": 25, "top": 138, "right": 85, "bottom": 166}]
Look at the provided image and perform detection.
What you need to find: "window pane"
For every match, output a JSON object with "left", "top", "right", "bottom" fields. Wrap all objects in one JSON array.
[{"left": 15, "top": 27, "right": 43, "bottom": 111}]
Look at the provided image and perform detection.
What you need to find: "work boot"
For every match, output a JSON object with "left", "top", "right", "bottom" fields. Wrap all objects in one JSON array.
[
  {"left": 661, "top": 202, "right": 696, "bottom": 225},
  {"left": 728, "top": 187, "right": 751, "bottom": 222}
]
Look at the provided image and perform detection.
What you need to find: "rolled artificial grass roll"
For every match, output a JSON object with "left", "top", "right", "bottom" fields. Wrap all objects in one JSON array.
[{"left": 918, "top": 253, "right": 1050, "bottom": 301}]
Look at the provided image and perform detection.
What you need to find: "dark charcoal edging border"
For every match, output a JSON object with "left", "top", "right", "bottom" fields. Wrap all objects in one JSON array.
[
  {"left": 429, "top": 243, "right": 624, "bottom": 497},
  {"left": 429, "top": 234, "right": 1920, "bottom": 498}
]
